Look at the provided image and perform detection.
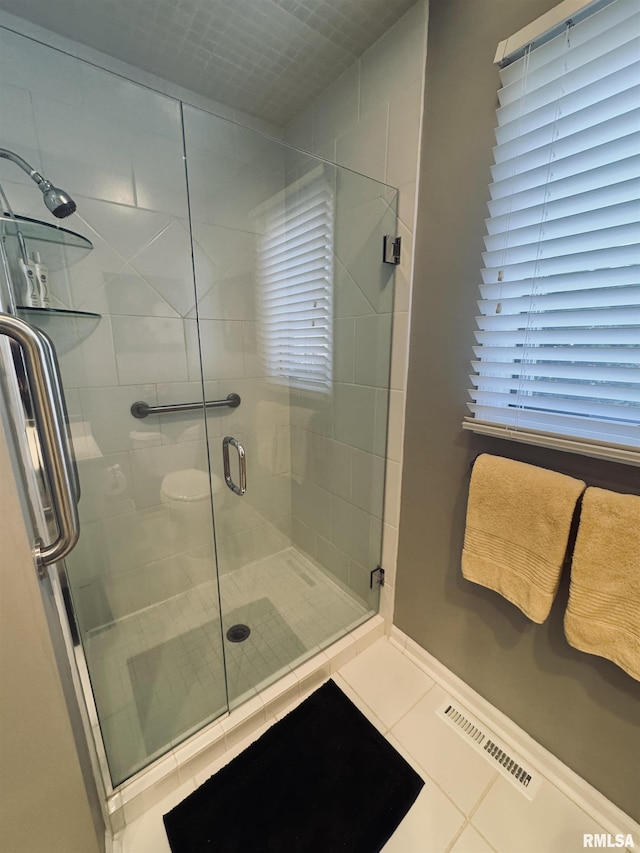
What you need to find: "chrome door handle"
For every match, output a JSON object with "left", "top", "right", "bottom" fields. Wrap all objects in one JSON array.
[
  {"left": 222, "top": 435, "right": 246, "bottom": 496},
  {"left": 39, "top": 329, "right": 81, "bottom": 504},
  {"left": 0, "top": 313, "right": 80, "bottom": 573}
]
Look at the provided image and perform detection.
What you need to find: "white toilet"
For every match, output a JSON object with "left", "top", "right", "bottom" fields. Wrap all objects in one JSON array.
[{"left": 160, "top": 468, "right": 215, "bottom": 552}]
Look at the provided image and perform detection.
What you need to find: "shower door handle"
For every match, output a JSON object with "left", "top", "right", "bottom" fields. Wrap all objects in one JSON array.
[
  {"left": 222, "top": 436, "right": 246, "bottom": 496},
  {"left": 0, "top": 312, "right": 80, "bottom": 573},
  {"left": 39, "top": 328, "right": 81, "bottom": 504}
]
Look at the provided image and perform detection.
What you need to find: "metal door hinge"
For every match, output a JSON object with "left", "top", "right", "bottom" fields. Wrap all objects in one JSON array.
[
  {"left": 383, "top": 235, "right": 401, "bottom": 265},
  {"left": 370, "top": 565, "right": 385, "bottom": 589}
]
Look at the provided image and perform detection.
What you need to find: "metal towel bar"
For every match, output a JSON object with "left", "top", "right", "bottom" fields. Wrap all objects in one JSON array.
[{"left": 130, "top": 393, "right": 241, "bottom": 419}]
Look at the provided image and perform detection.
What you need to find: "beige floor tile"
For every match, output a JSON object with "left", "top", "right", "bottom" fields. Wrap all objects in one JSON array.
[
  {"left": 450, "top": 824, "right": 496, "bottom": 853},
  {"left": 383, "top": 782, "right": 466, "bottom": 853},
  {"left": 338, "top": 637, "right": 435, "bottom": 728},
  {"left": 391, "top": 685, "right": 498, "bottom": 815},
  {"left": 472, "top": 775, "right": 608, "bottom": 853}
]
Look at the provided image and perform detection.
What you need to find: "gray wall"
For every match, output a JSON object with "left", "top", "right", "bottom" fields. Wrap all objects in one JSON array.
[{"left": 396, "top": 0, "right": 640, "bottom": 822}]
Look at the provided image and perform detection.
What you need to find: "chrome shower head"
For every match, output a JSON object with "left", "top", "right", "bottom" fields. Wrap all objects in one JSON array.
[
  {"left": 0, "top": 148, "right": 77, "bottom": 219},
  {"left": 40, "top": 181, "right": 77, "bottom": 219}
]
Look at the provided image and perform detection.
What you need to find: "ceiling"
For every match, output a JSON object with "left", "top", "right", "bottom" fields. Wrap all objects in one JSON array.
[{"left": 0, "top": 0, "right": 417, "bottom": 125}]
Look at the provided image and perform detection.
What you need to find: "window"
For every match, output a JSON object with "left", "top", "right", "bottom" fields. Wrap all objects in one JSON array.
[
  {"left": 465, "top": 0, "right": 640, "bottom": 464},
  {"left": 256, "top": 168, "right": 333, "bottom": 392}
]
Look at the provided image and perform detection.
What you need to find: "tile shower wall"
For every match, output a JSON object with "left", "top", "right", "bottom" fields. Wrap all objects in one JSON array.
[
  {"left": 284, "top": 0, "right": 428, "bottom": 620},
  {"left": 0, "top": 23, "right": 285, "bottom": 631}
]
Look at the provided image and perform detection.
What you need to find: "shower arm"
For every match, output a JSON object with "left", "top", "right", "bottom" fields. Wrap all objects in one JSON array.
[
  {"left": 0, "top": 148, "right": 52, "bottom": 193},
  {"left": 0, "top": 147, "right": 76, "bottom": 219},
  {"left": 0, "top": 177, "right": 28, "bottom": 264}
]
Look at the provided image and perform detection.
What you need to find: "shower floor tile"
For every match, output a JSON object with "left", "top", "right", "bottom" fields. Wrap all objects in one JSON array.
[
  {"left": 114, "top": 637, "right": 637, "bottom": 853},
  {"left": 83, "top": 547, "right": 370, "bottom": 784},
  {"left": 126, "top": 597, "right": 304, "bottom": 759}
]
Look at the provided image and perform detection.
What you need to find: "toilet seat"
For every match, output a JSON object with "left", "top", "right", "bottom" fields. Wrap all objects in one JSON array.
[{"left": 161, "top": 468, "right": 211, "bottom": 502}]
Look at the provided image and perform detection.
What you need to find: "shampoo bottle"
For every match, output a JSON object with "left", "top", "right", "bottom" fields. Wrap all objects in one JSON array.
[
  {"left": 18, "top": 256, "right": 40, "bottom": 307},
  {"left": 32, "top": 251, "right": 50, "bottom": 308}
]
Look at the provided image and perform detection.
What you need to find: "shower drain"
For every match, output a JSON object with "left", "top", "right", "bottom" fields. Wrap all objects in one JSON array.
[{"left": 226, "top": 624, "right": 251, "bottom": 643}]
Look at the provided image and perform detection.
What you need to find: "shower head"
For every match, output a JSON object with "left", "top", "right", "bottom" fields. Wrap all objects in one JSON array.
[
  {"left": 40, "top": 181, "right": 77, "bottom": 219},
  {"left": 0, "top": 147, "right": 77, "bottom": 219}
]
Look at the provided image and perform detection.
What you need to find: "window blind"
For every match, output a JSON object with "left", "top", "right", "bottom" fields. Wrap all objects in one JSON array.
[
  {"left": 256, "top": 172, "right": 333, "bottom": 392},
  {"left": 465, "top": 0, "right": 640, "bottom": 463}
]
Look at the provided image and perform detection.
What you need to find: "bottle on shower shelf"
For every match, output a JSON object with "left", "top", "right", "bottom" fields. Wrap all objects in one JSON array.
[
  {"left": 18, "top": 254, "right": 40, "bottom": 307},
  {"left": 32, "top": 250, "right": 50, "bottom": 307}
]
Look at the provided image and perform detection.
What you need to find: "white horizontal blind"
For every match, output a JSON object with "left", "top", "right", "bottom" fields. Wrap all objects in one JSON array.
[
  {"left": 466, "top": 0, "right": 640, "bottom": 460},
  {"left": 257, "top": 173, "right": 333, "bottom": 392}
]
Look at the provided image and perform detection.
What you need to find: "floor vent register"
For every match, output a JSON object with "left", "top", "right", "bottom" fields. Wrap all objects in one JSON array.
[{"left": 438, "top": 701, "right": 541, "bottom": 800}]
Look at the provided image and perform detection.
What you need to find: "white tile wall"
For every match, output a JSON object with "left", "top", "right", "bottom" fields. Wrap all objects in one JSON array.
[
  {"left": 112, "top": 316, "right": 190, "bottom": 386},
  {"left": 0, "top": 21, "right": 292, "bottom": 628},
  {"left": 127, "top": 221, "right": 196, "bottom": 317},
  {"left": 311, "top": 64, "right": 360, "bottom": 153},
  {"left": 335, "top": 102, "right": 389, "bottom": 183},
  {"left": 284, "top": 0, "right": 428, "bottom": 624}
]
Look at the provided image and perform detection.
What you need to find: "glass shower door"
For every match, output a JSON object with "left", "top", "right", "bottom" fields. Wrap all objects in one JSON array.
[
  {"left": 0, "top": 43, "right": 234, "bottom": 787},
  {"left": 2, "top": 22, "right": 398, "bottom": 791},
  {"left": 183, "top": 106, "right": 398, "bottom": 708}
]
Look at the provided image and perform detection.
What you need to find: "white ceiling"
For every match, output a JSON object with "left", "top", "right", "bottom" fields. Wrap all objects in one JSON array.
[{"left": 0, "top": 0, "right": 417, "bottom": 125}]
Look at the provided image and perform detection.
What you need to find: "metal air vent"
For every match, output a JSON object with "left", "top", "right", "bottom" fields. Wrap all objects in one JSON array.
[{"left": 439, "top": 701, "right": 541, "bottom": 800}]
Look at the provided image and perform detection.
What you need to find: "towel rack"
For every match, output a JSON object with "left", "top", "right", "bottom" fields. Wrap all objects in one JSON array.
[{"left": 130, "top": 393, "right": 241, "bottom": 419}]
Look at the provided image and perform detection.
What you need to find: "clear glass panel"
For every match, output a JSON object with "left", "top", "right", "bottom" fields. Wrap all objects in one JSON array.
[
  {"left": 1, "top": 22, "right": 398, "bottom": 788},
  {"left": 0, "top": 28, "right": 229, "bottom": 787},
  {"left": 183, "top": 106, "right": 397, "bottom": 708}
]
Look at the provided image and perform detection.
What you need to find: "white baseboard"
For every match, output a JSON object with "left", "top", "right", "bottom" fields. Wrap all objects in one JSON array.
[{"left": 389, "top": 625, "right": 640, "bottom": 842}]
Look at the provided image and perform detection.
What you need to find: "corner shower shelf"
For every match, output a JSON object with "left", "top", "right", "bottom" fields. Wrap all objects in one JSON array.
[
  {"left": 16, "top": 306, "right": 102, "bottom": 355},
  {"left": 2, "top": 213, "right": 98, "bottom": 353},
  {"left": 1, "top": 212, "right": 93, "bottom": 270}
]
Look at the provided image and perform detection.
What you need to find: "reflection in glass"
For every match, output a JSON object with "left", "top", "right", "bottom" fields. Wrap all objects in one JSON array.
[{"left": 255, "top": 165, "right": 334, "bottom": 393}]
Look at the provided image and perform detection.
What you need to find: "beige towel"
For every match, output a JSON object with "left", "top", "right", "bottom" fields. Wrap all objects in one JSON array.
[
  {"left": 462, "top": 454, "right": 585, "bottom": 623},
  {"left": 564, "top": 487, "right": 640, "bottom": 681}
]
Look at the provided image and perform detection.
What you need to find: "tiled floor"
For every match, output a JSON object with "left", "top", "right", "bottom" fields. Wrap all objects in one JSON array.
[{"left": 113, "top": 636, "right": 635, "bottom": 853}]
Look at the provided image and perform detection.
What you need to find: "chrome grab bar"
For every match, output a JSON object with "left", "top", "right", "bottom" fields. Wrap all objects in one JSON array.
[
  {"left": 0, "top": 313, "right": 79, "bottom": 573},
  {"left": 130, "top": 393, "right": 241, "bottom": 419},
  {"left": 222, "top": 436, "right": 246, "bottom": 496}
]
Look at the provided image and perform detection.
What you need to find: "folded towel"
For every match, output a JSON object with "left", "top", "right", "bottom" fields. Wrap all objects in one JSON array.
[
  {"left": 564, "top": 487, "right": 640, "bottom": 681},
  {"left": 462, "top": 454, "right": 586, "bottom": 623}
]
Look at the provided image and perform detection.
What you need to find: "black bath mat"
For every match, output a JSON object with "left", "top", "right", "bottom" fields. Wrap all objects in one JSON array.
[{"left": 163, "top": 679, "right": 424, "bottom": 853}]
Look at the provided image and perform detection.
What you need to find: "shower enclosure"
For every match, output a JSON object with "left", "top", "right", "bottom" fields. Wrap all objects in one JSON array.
[{"left": 0, "top": 25, "right": 397, "bottom": 789}]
